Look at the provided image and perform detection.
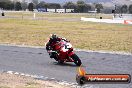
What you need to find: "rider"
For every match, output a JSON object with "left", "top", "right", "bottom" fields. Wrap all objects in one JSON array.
[{"left": 46, "top": 34, "right": 68, "bottom": 58}]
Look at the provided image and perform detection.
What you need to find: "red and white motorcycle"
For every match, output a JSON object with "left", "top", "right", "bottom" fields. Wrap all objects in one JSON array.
[{"left": 46, "top": 40, "right": 82, "bottom": 66}]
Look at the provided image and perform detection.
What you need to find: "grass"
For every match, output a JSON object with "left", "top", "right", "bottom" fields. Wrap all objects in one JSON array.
[
  {"left": 0, "top": 86, "right": 10, "bottom": 88},
  {"left": 25, "top": 82, "right": 39, "bottom": 88},
  {"left": 5, "top": 11, "right": 113, "bottom": 19},
  {"left": 0, "top": 12, "right": 132, "bottom": 53}
]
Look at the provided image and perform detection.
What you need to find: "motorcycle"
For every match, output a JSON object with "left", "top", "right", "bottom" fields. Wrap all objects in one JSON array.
[{"left": 46, "top": 40, "right": 82, "bottom": 66}]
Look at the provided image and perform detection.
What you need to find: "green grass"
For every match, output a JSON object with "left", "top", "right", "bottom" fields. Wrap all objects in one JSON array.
[{"left": 0, "top": 12, "right": 132, "bottom": 53}]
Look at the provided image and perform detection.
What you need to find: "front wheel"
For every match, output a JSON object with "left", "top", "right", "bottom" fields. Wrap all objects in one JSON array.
[
  {"left": 71, "top": 54, "right": 82, "bottom": 66},
  {"left": 58, "top": 60, "right": 64, "bottom": 64}
]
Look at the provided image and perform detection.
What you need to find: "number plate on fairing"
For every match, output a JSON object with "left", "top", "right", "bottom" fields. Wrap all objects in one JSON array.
[{"left": 62, "top": 43, "right": 72, "bottom": 52}]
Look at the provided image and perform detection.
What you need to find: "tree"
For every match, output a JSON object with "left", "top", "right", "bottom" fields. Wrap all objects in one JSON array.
[
  {"left": 84, "top": 4, "right": 91, "bottom": 12},
  {"left": 76, "top": 0, "right": 85, "bottom": 12},
  {"left": 0, "top": 0, "right": 10, "bottom": 2},
  {"left": 21, "top": 2, "right": 28, "bottom": 11},
  {"left": 76, "top": 0, "right": 91, "bottom": 13},
  {"left": 115, "top": 5, "right": 122, "bottom": 14},
  {"left": 129, "top": 4, "right": 132, "bottom": 14},
  {"left": 48, "top": 3, "right": 61, "bottom": 9},
  {"left": 15, "top": 2, "right": 22, "bottom": 11},
  {"left": 36, "top": 1, "right": 47, "bottom": 8},
  {"left": 28, "top": 3, "right": 34, "bottom": 11},
  {"left": 121, "top": 4, "right": 128, "bottom": 13},
  {"left": 95, "top": 3, "right": 103, "bottom": 13},
  {"left": 0, "top": 0, "right": 13, "bottom": 10},
  {"left": 63, "top": 2, "right": 76, "bottom": 9},
  {"left": 8, "top": 2, "right": 14, "bottom": 10},
  {"left": 32, "top": 0, "right": 38, "bottom": 5},
  {"left": 5, "top": 2, "right": 14, "bottom": 10}
]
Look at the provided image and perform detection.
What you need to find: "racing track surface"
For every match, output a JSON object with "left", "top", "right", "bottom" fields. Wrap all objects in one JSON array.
[{"left": 0, "top": 45, "right": 132, "bottom": 88}]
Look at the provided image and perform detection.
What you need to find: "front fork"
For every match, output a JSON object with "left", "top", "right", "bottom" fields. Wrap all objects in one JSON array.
[
  {"left": 67, "top": 48, "right": 75, "bottom": 62},
  {"left": 67, "top": 48, "right": 74, "bottom": 57},
  {"left": 48, "top": 51, "right": 59, "bottom": 61}
]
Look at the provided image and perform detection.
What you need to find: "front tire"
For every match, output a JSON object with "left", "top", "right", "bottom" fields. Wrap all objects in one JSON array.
[
  {"left": 71, "top": 54, "right": 82, "bottom": 66},
  {"left": 58, "top": 60, "right": 64, "bottom": 64}
]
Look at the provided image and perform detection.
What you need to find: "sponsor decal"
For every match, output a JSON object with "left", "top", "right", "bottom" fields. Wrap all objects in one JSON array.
[{"left": 76, "top": 67, "right": 131, "bottom": 85}]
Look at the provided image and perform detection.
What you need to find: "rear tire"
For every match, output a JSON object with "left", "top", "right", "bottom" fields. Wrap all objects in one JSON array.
[
  {"left": 71, "top": 54, "right": 82, "bottom": 66},
  {"left": 76, "top": 75, "right": 86, "bottom": 85}
]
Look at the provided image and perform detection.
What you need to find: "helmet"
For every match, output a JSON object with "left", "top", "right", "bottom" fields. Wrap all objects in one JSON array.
[{"left": 51, "top": 34, "right": 57, "bottom": 39}]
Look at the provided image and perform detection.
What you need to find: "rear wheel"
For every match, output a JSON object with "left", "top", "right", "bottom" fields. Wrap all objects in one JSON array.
[
  {"left": 71, "top": 54, "right": 82, "bottom": 66},
  {"left": 76, "top": 75, "right": 86, "bottom": 85}
]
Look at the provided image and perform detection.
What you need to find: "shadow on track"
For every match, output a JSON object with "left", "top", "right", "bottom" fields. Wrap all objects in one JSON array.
[{"left": 52, "top": 62, "right": 79, "bottom": 67}]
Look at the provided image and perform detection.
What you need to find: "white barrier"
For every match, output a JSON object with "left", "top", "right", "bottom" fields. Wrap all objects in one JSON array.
[
  {"left": 56, "top": 9, "right": 65, "bottom": 13},
  {"left": 81, "top": 17, "right": 132, "bottom": 24},
  {"left": 47, "top": 9, "right": 56, "bottom": 13},
  {"left": 47, "top": 9, "right": 74, "bottom": 13}
]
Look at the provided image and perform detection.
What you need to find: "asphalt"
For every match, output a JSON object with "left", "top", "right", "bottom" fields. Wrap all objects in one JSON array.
[{"left": 0, "top": 45, "right": 132, "bottom": 88}]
